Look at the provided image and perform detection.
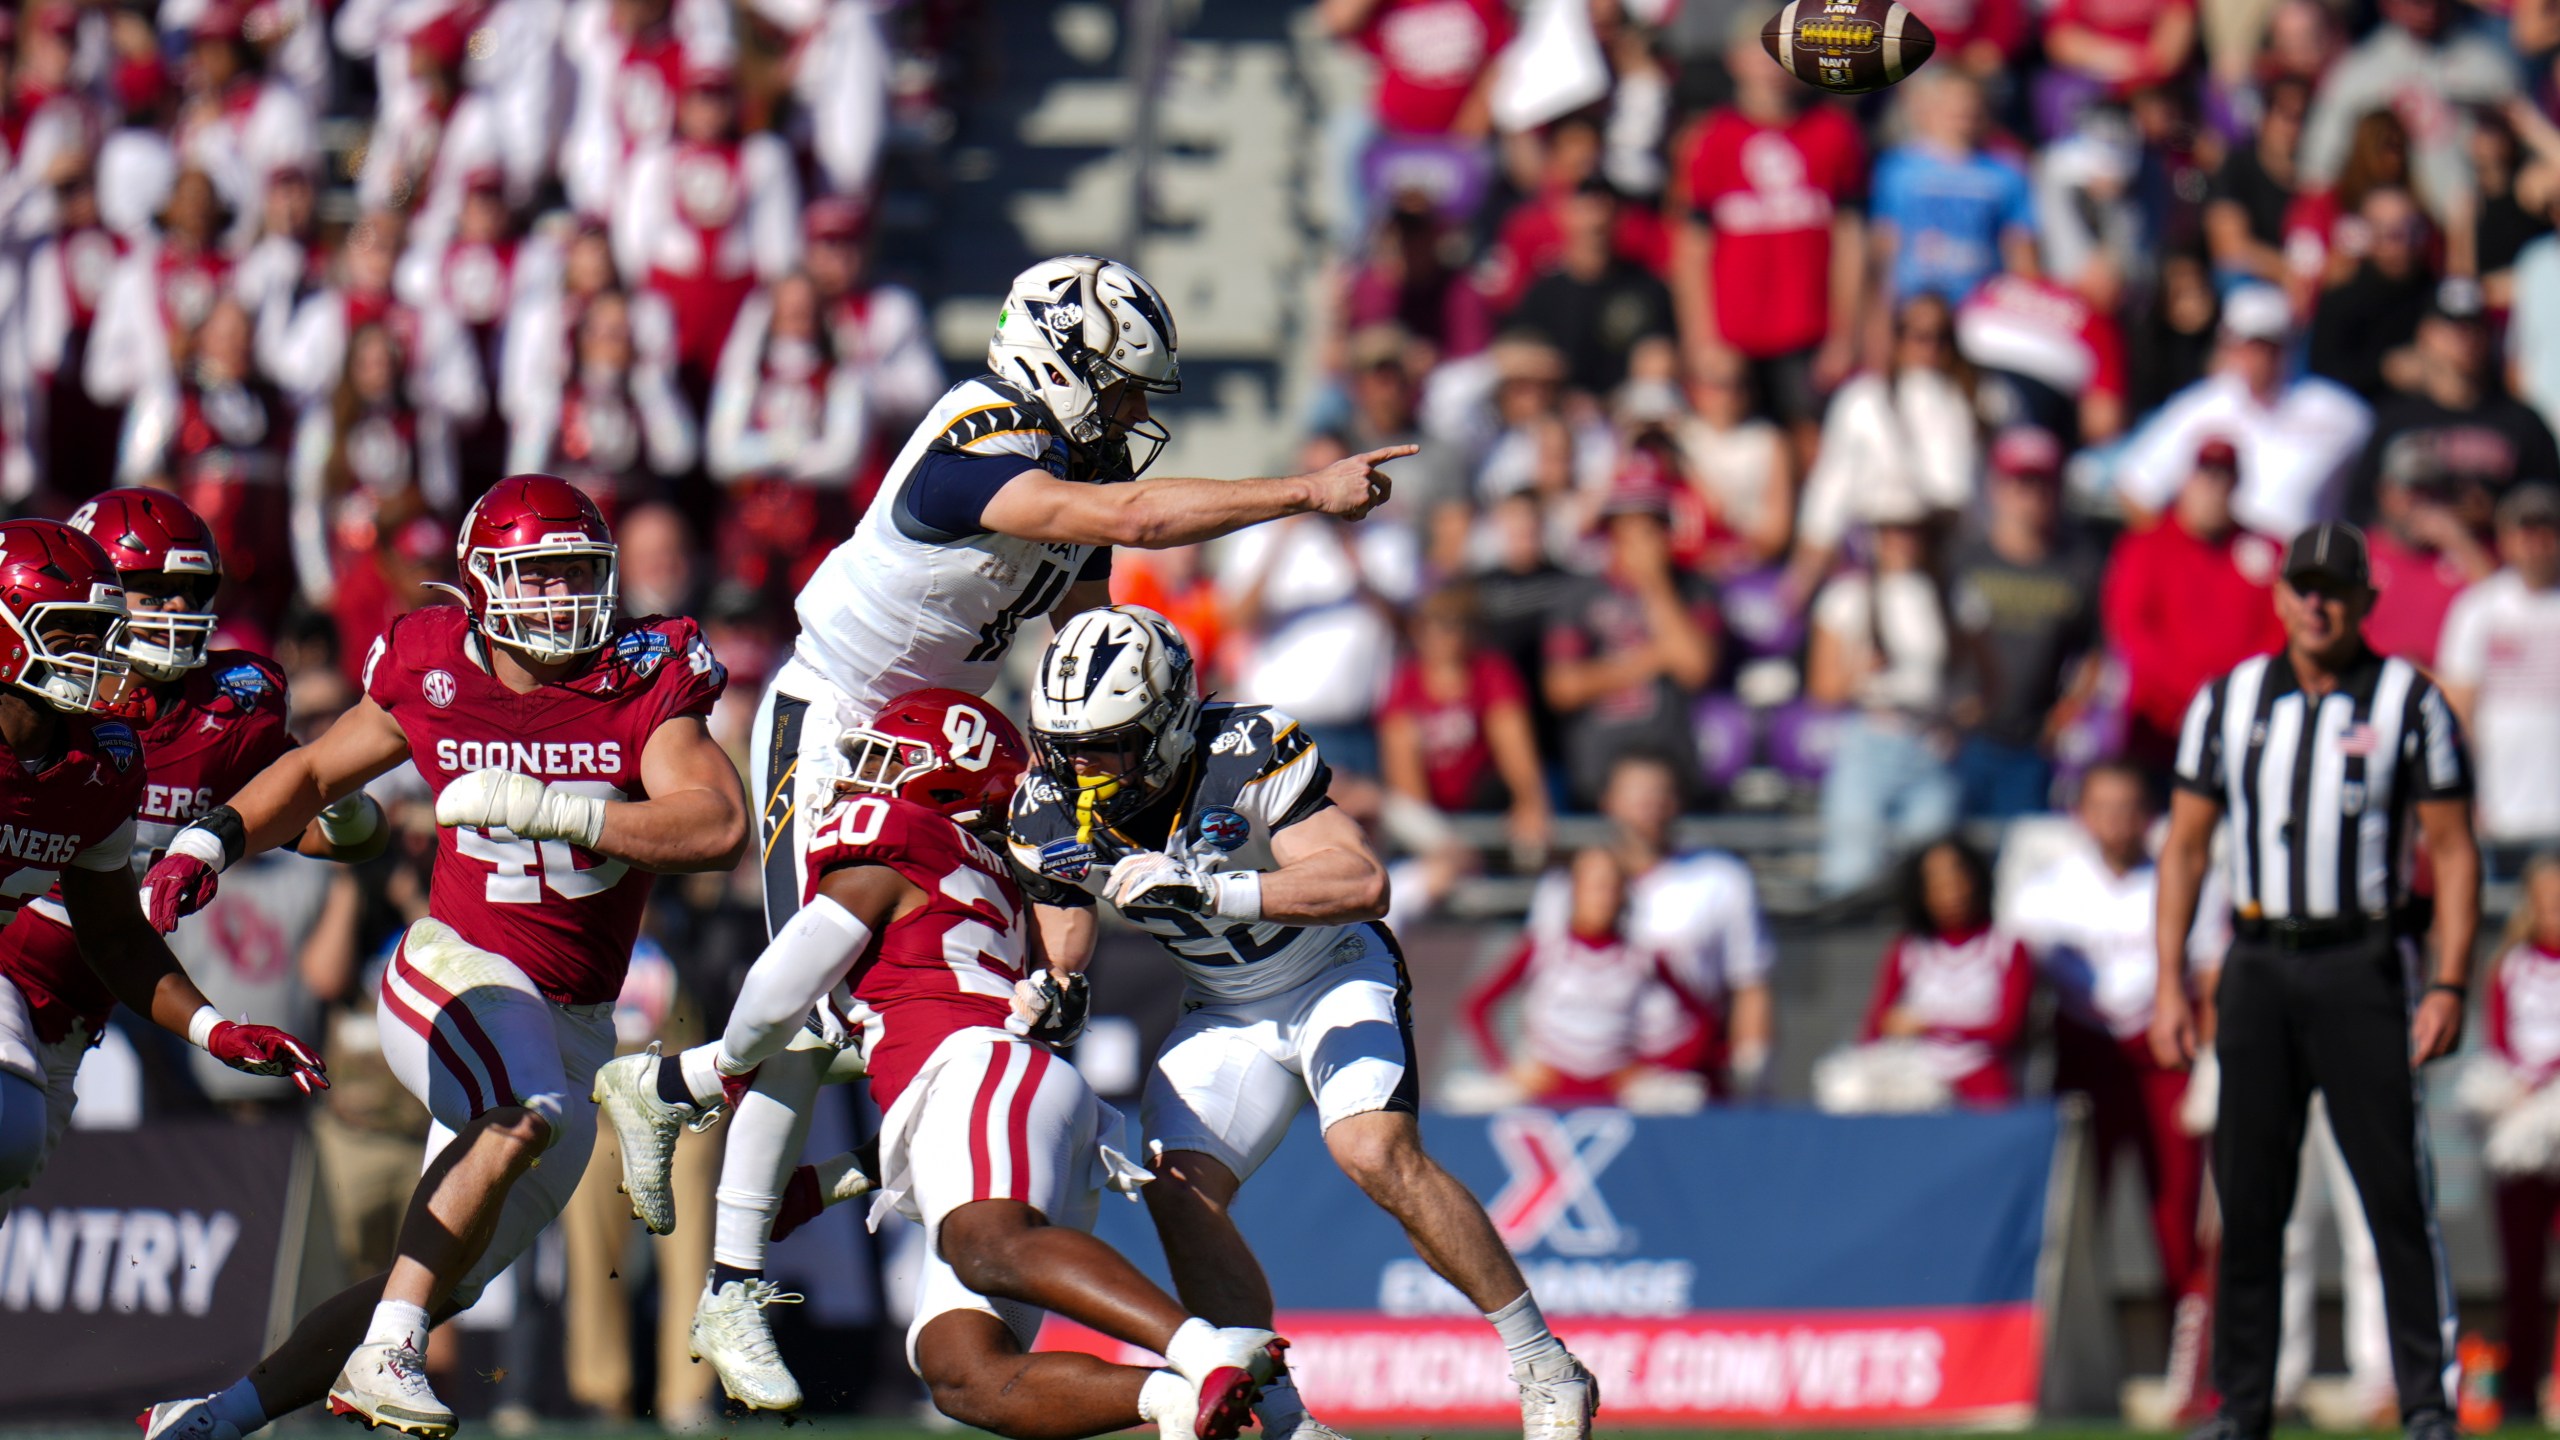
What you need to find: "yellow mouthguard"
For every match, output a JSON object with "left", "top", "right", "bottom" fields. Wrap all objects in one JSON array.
[{"left": 1074, "top": 775, "right": 1120, "bottom": 845}]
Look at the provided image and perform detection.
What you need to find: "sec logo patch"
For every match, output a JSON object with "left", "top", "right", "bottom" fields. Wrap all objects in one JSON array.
[
  {"left": 424, "top": 670, "right": 457, "bottom": 708},
  {"left": 1198, "top": 806, "right": 1249, "bottom": 852}
]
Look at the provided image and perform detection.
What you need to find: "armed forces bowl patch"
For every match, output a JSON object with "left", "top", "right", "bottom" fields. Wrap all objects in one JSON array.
[
  {"left": 614, "top": 628, "right": 673, "bottom": 676},
  {"left": 94, "top": 720, "right": 140, "bottom": 772},
  {"left": 1197, "top": 805, "right": 1250, "bottom": 852},
  {"left": 216, "top": 662, "right": 270, "bottom": 709},
  {"left": 1039, "top": 837, "right": 1096, "bottom": 882}
]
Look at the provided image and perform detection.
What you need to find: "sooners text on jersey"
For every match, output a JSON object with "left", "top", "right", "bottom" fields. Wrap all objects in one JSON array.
[
  {"left": 365, "top": 605, "right": 725, "bottom": 1005},
  {"left": 807, "top": 792, "right": 1028, "bottom": 1110},
  {"left": 0, "top": 652, "right": 295, "bottom": 1041},
  {"left": 0, "top": 714, "right": 149, "bottom": 1041}
]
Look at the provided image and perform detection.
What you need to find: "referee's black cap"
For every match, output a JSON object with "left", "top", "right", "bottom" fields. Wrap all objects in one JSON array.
[{"left": 2283, "top": 522, "right": 2372, "bottom": 590}]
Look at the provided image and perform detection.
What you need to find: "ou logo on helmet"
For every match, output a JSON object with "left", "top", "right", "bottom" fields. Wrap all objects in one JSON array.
[{"left": 942, "top": 704, "right": 998, "bottom": 771}]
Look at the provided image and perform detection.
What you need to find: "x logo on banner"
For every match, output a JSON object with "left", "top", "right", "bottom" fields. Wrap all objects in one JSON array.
[{"left": 1485, "top": 1109, "right": 1636, "bottom": 1257}]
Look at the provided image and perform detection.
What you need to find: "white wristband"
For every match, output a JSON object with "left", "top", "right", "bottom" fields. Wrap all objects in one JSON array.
[
  {"left": 169, "top": 826, "right": 230, "bottom": 875},
  {"left": 538, "top": 787, "right": 608, "bottom": 849},
  {"left": 186, "top": 1005, "right": 225, "bottom": 1051},
  {"left": 317, "top": 793, "right": 381, "bottom": 848},
  {"left": 1210, "top": 870, "right": 1263, "bottom": 923}
]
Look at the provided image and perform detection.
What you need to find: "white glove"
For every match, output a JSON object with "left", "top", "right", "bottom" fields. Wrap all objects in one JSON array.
[
  {"left": 1105, "top": 852, "right": 1209, "bottom": 911},
  {"left": 1106, "top": 852, "right": 1263, "bottom": 921},
  {"left": 435, "top": 768, "right": 608, "bottom": 848}
]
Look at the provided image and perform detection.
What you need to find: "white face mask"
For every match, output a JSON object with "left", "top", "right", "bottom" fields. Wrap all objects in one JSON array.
[{"left": 471, "top": 542, "right": 620, "bottom": 661}]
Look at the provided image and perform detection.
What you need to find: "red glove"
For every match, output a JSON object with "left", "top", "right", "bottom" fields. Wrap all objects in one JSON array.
[
  {"left": 143, "top": 853, "right": 220, "bottom": 933},
  {"left": 769, "top": 1164, "right": 824, "bottom": 1243},
  {"left": 206, "top": 1022, "right": 329, "bottom": 1094},
  {"left": 719, "top": 1065, "right": 758, "bottom": 1110}
]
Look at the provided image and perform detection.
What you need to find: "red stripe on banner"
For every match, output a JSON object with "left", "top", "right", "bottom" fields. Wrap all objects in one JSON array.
[
  {"left": 1034, "top": 1305, "right": 2044, "bottom": 1428},
  {"left": 1007, "top": 1046, "right": 1052, "bottom": 1202},
  {"left": 380, "top": 945, "right": 486, "bottom": 1118},
  {"left": 395, "top": 953, "right": 519, "bottom": 1109},
  {"left": 968, "top": 1046, "right": 1013, "bottom": 1202}
]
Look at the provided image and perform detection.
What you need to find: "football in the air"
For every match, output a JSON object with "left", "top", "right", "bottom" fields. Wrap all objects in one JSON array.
[{"left": 1761, "top": 0, "right": 1936, "bottom": 94}]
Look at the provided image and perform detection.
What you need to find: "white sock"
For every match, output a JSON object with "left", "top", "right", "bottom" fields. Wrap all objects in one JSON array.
[
  {"left": 1253, "top": 1372, "right": 1308, "bottom": 1432},
  {"left": 708, "top": 1053, "right": 821, "bottom": 1270},
  {"left": 678, "top": 1043, "right": 728, "bottom": 1108},
  {"left": 713, "top": 1184, "right": 776, "bottom": 1272},
  {"left": 1486, "top": 1291, "right": 1567, "bottom": 1372},
  {"left": 362, "top": 1298, "right": 431, "bottom": 1354},
  {"left": 208, "top": 1378, "right": 267, "bottom": 1434},
  {"left": 1137, "top": 1369, "right": 1191, "bottom": 1425}
]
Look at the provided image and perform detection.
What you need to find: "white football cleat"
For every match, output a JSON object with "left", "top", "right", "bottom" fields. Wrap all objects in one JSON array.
[
  {"left": 136, "top": 1397, "right": 240, "bottom": 1440},
  {"left": 590, "top": 1045, "right": 714, "bottom": 1235},
  {"left": 1516, "top": 1352, "right": 1600, "bottom": 1440},
  {"left": 326, "top": 1340, "right": 454, "bottom": 1438},
  {"left": 690, "top": 1276, "right": 807, "bottom": 1412}
]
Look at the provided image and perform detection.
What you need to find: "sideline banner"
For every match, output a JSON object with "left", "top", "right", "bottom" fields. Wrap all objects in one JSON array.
[
  {"left": 1041, "top": 1105, "right": 2062, "bottom": 1427},
  {"left": 0, "top": 1119, "right": 302, "bottom": 1416}
]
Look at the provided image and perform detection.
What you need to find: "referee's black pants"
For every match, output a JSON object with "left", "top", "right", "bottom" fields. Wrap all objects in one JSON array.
[{"left": 2212, "top": 935, "right": 2456, "bottom": 1436}]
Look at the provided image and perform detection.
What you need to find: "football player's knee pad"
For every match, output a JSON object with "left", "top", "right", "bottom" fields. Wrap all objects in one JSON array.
[{"left": 0, "top": 1071, "right": 51, "bottom": 1193}]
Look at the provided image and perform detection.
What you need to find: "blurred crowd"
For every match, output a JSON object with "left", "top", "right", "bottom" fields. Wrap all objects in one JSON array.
[
  {"left": 27, "top": 0, "right": 2560, "bottom": 1422},
  {"left": 1225, "top": 0, "right": 2560, "bottom": 906}
]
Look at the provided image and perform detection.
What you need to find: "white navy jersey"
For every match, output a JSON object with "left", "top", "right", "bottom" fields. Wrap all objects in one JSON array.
[
  {"left": 1009, "top": 704, "right": 1351, "bottom": 1002},
  {"left": 791, "top": 375, "right": 1119, "bottom": 717}
]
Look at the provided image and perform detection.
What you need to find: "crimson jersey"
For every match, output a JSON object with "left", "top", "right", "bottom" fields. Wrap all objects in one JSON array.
[
  {"left": 0, "top": 653, "right": 295, "bottom": 1042},
  {"left": 364, "top": 605, "right": 726, "bottom": 1005},
  {"left": 0, "top": 714, "right": 151, "bottom": 1040},
  {"left": 811, "top": 794, "right": 1029, "bottom": 1110}
]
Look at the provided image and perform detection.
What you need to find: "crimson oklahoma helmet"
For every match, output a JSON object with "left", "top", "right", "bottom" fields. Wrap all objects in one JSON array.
[
  {"left": 67, "top": 487, "right": 222, "bottom": 678},
  {"left": 837, "top": 688, "right": 1028, "bottom": 825},
  {"left": 453, "top": 475, "right": 618, "bottom": 661},
  {"left": 0, "top": 519, "right": 133, "bottom": 714}
]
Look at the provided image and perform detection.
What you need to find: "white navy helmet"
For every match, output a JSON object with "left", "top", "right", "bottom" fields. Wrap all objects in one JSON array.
[{"left": 987, "top": 256, "right": 1179, "bottom": 467}]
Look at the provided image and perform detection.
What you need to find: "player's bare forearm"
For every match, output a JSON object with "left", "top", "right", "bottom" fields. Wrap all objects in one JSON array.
[
  {"left": 290, "top": 800, "right": 392, "bottom": 865},
  {"left": 61, "top": 863, "right": 218, "bottom": 1035},
  {"left": 1264, "top": 807, "right": 1390, "bottom": 924},
  {"left": 981, "top": 447, "right": 1408, "bottom": 549},
  {"left": 611, "top": 716, "right": 751, "bottom": 872},
  {"left": 2419, "top": 797, "right": 2480, "bottom": 988},
  {"left": 2155, "top": 791, "right": 2219, "bottom": 998},
  {"left": 598, "top": 785, "right": 749, "bottom": 872},
  {"left": 230, "top": 697, "right": 411, "bottom": 857},
  {"left": 1035, "top": 903, "right": 1098, "bottom": 975}
]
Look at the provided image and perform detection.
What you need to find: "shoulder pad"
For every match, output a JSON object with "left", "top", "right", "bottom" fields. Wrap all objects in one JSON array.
[
  {"left": 1200, "top": 706, "right": 1312, "bottom": 783},
  {"left": 937, "top": 378, "right": 1060, "bottom": 452}
]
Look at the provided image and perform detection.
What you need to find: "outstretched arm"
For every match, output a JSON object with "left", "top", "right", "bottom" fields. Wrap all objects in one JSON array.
[
  {"left": 208, "top": 695, "right": 414, "bottom": 858},
  {"left": 62, "top": 863, "right": 327, "bottom": 1091},
  {"left": 978, "top": 444, "right": 1415, "bottom": 549}
]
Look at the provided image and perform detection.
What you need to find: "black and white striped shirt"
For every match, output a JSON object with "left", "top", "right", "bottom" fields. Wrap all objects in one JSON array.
[{"left": 2173, "top": 648, "right": 2471, "bottom": 922}]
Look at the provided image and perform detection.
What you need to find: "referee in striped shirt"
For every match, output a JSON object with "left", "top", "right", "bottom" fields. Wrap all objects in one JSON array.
[{"left": 2153, "top": 521, "right": 2478, "bottom": 1440}]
